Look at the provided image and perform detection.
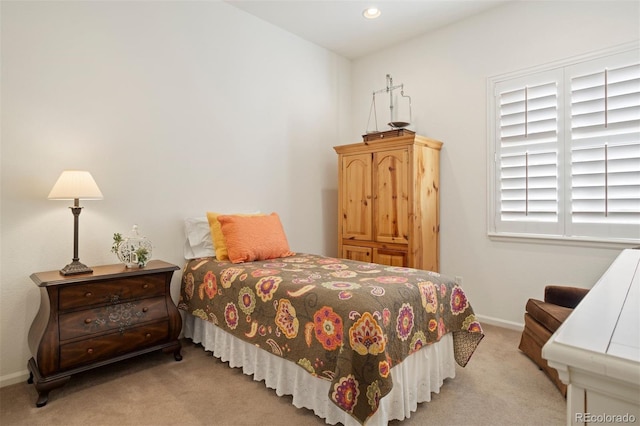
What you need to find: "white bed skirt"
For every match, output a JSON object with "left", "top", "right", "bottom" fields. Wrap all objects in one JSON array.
[{"left": 182, "top": 313, "right": 456, "bottom": 425}]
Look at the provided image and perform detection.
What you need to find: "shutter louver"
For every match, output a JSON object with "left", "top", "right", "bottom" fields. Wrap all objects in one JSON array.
[
  {"left": 570, "top": 63, "right": 640, "bottom": 229},
  {"left": 499, "top": 81, "right": 558, "bottom": 223}
]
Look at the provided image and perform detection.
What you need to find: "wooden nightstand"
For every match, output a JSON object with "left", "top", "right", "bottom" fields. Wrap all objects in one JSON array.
[{"left": 27, "top": 260, "right": 182, "bottom": 407}]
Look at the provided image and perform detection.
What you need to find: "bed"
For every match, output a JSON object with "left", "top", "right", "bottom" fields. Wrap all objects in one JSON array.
[{"left": 177, "top": 214, "right": 483, "bottom": 424}]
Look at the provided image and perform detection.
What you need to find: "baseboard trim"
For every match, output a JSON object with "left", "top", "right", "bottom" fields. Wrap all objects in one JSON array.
[
  {"left": 1, "top": 369, "right": 29, "bottom": 388},
  {"left": 476, "top": 314, "right": 524, "bottom": 331}
]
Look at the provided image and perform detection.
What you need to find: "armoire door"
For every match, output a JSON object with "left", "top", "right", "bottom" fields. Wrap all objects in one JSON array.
[
  {"left": 340, "top": 153, "right": 372, "bottom": 241},
  {"left": 373, "top": 149, "right": 410, "bottom": 244}
]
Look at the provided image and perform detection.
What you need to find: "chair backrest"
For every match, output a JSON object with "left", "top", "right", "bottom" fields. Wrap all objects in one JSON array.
[{"left": 544, "top": 285, "right": 590, "bottom": 309}]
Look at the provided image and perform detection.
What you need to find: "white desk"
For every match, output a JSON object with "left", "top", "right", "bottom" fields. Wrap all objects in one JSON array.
[{"left": 543, "top": 249, "right": 640, "bottom": 425}]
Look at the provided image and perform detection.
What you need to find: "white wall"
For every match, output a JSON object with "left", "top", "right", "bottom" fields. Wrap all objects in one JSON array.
[
  {"left": 0, "top": 1, "right": 350, "bottom": 386},
  {"left": 350, "top": 1, "right": 639, "bottom": 327}
]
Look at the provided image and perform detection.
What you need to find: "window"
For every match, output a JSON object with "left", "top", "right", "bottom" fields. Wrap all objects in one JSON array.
[{"left": 488, "top": 44, "right": 640, "bottom": 244}]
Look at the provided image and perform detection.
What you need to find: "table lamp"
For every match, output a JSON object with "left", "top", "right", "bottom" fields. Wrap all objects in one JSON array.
[{"left": 48, "top": 170, "right": 103, "bottom": 275}]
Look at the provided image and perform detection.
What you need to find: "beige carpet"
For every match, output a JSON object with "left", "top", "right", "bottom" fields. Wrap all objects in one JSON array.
[{"left": 0, "top": 324, "right": 565, "bottom": 426}]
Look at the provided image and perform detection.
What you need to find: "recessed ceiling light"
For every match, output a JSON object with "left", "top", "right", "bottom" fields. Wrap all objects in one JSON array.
[{"left": 363, "top": 7, "right": 381, "bottom": 19}]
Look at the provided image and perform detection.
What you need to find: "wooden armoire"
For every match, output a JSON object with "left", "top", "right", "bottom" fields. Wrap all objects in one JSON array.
[{"left": 334, "top": 130, "right": 442, "bottom": 272}]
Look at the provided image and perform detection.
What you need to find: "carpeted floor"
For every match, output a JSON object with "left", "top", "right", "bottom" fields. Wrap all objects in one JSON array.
[{"left": 0, "top": 323, "right": 565, "bottom": 426}]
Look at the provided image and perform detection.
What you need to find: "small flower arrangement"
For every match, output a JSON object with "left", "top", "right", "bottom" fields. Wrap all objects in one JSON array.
[{"left": 111, "top": 226, "right": 152, "bottom": 268}]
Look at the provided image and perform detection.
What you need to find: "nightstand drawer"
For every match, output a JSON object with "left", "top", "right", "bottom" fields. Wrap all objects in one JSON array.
[
  {"left": 59, "top": 275, "right": 165, "bottom": 310},
  {"left": 59, "top": 297, "right": 168, "bottom": 341},
  {"left": 59, "top": 321, "right": 169, "bottom": 370}
]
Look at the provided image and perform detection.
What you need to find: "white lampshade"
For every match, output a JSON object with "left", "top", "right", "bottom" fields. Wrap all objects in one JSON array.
[{"left": 48, "top": 170, "right": 103, "bottom": 200}]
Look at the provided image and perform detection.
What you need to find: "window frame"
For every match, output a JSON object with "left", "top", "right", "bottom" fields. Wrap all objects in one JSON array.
[{"left": 487, "top": 42, "right": 640, "bottom": 248}]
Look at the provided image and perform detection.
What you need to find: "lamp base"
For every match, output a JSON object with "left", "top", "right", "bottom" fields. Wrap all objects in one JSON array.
[{"left": 60, "top": 260, "right": 93, "bottom": 276}]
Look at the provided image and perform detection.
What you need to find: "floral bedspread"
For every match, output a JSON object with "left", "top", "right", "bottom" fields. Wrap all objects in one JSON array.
[{"left": 178, "top": 253, "right": 483, "bottom": 424}]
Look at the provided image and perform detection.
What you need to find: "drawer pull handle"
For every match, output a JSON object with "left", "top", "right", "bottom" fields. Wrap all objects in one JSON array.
[
  {"left": 87, "top": 348, "right": 94, "bottom": 354},
  {"left": 84, "top": 318, "right": 93, "bottom": 324},
  {"left": 142, "top": 307, "right": 149, "bottom": 313},
  {"left": 143, "top": 284, "right": 149, "bottom": 289},
  {"left": 85, "top": 292, "right": 92, "bottom": 297},
  {"left": 145, "top": 333, "right": 151, "bottom": 338}
]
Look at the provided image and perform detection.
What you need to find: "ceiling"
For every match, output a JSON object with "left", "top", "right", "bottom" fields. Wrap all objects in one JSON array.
[{"left": 226, "top": 1, "right": 509, "bottom": 59}]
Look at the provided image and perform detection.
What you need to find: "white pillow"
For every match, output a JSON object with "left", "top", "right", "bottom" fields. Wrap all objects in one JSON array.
[{"left": 183, "top": 217, "right": 215, "bottom": 259}]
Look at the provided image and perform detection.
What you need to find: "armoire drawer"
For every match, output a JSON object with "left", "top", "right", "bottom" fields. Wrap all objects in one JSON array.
[
  {"left": 58, "top": 297, "right": 168, "bottom": 341},
  {"left": 58, "top": 321, "right": 169, "bottom": 370},
  {"left": 59, "top": 274, "right": 166, "bottom": 310}
]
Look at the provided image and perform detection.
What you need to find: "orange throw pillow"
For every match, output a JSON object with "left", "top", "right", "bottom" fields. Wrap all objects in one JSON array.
[
  {"left": 206, "top": 211, "right": 261, "bottom": 260},
  {"left": 217, "top": 213, "right": 294, "bottom": 263}
]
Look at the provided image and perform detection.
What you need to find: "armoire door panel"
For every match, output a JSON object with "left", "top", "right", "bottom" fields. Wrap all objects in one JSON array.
[
  {"left": 373, "top": 149, "right": 409, "bottom": 244},
  {"left": 341, "top": 154, "right": 372, "bottom": 241}
]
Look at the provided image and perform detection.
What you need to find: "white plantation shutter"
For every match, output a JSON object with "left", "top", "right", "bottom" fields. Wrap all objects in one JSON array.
[
  {"left": 489, "top": 44, "right": 640, "bottom": 244},
  {"left": 494, "top": 70, "right": 563, "bottom": 235},
  {"left": 568, "top": 53, "right": 640, "bottom": 240}
]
